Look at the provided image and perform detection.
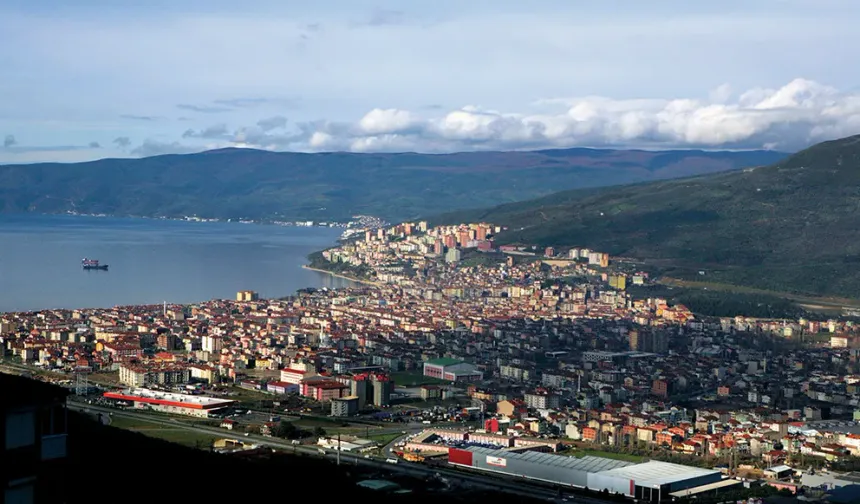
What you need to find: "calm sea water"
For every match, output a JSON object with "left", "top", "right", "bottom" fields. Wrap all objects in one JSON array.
[{"left": 0, "top": 214, "right": 354, "bottom": 313}]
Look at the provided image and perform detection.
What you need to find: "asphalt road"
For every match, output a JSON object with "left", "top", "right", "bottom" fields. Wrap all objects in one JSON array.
[{"left": 68, "top": 402, "right": 603, "bottom": 503}]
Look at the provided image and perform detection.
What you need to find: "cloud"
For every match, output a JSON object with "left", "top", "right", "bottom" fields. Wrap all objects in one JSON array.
[
  {"left": 113, "top": 137, "right": 131, "bottom": 149},
  {"left": 182, "top": 123, "right": 229, "bottom": 139},
  {"left": 365, "top": 9, "right": 406, "bottom": 26},
  {"left": 88, "top": 141, "right": 101, "bottom": 148},
  {"left": 115, "top": 78, "right": 860, "bottom": 158},
  {"left": 256, "top": 116, "right": 287, "bottom": 131},
  {"left": 120, "top": 114, "right": 159, "bottom": 121},
  {"left": 130, "top": 139, "right": 204, "bottom": 157},
  {"left": 289, "top": 78, "right": 860, "bottom": 153},
  {"left": 213, "top": 98, "right": 269, "bottom": 108},
  {"left": 3, "top": 135, "right": 16, "bottom": 148},
  {"left": 176, "top": 104, "right": 232, "bottom": 114}
]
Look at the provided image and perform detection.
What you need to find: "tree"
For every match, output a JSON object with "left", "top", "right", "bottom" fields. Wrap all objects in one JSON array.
[
  {"left": 274, "top": 421, "right": 300, "bottom": 439},
  {"left": 313, "top": 426, "right": 327, "bottom": 438}
]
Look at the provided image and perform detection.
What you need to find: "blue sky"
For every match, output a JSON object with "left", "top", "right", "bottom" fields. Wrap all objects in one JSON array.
[{"left": 1, "top": 0, "right": 859, "bottom": 163}]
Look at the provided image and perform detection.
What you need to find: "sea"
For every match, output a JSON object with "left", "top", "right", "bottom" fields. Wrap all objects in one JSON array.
[{"left": 0, "top": 214, "right": 355, "bottom": 313}]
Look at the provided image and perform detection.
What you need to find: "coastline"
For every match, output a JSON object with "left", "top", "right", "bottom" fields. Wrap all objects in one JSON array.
[{"left": 302, "top": 265, "right": 381, "bottom": 287}]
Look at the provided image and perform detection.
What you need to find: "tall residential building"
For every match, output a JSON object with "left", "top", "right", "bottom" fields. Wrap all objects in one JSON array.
[
  {"left": 445, "top": 248, "right": 461, "bottom": 263},
  {"left": 201, "top": 335, "right": 222, "bottom": 354},
  {"left": 628, "top": 330, "right": 639, "bottom": 351},
  {"left": 236, "top": 290, "right": 260, "bottom": 302},
  {"left": 349, "top": 373, "right": 394, "bottom": 408},
  {"left": 434, "top": 239, "right": 444, "bottom": 255}
]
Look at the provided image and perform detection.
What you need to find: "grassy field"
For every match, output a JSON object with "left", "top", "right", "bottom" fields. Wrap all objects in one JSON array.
[
  {"left": 107, "top": 415, "right": 218, "bottom": 448},
  {"left": 364, "top": 432, "right": 401, "bottom": 446}
]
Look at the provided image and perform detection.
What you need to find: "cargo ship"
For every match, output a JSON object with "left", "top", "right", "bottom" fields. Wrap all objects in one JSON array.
[{"left": 82, "top": 258, "right": 108, "bottom": 270}]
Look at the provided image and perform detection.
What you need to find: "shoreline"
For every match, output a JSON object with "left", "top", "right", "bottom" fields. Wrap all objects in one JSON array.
[{"left": 302, "top": 265, "right": 381, "bottom": 287}]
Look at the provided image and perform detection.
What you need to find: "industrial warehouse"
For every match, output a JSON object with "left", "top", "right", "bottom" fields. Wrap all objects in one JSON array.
[
  {"left": 103, "top": 388, "right": 236, "bottom": 417},
  {"left": 448, "top": 446, "right": 723, "bottom": 501}
]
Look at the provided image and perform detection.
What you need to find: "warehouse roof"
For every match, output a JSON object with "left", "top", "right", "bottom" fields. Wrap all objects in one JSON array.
[
  {"left": 596, "top": 460, "right": 721, "bottom": 487},
  {"left": 465, "top": 446, "right": 635, "bottom": 472}
]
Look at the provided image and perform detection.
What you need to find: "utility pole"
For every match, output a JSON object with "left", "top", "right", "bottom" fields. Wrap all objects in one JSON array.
[{"left": 336, "top": 433, "right": 341, "bottom": 466}]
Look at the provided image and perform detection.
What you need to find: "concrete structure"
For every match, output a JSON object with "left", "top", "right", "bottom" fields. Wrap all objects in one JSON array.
[
  {"left": 423, "top": 358, "right": 483, "bottom": 382},
  {"left": 448, "top": 446, "right": 722, "bottom": 501},
  {"left": 1, "top": 374, "right": 69, "bottom": 503},
  {"left": 265, "top": 381, "right": 298, "bottom": 395},
  {"left": 103, "top": 388, "right": 235, "bottom": 418},
  {"left": 317, "top": 436, "right": 377, "bottom": 452},
  {"left": 331, "top": 396, "right": 359, "bottom": 417},
  {"left": 300, "top": 379, "right": 348, "bottom": 402},
  {"left": 350, "top": 372, "right": 393, "bottom": 408},
  {"left": 236, "top": 290, "right": 260, "bottom": 302},
  {"left": 118, "top": 363, "right": 190, "bottom": 387}
]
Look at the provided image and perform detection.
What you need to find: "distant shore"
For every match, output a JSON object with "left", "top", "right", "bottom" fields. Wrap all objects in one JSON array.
[{"left": 302, "top": 265, "right": 379, "bottom": 286}]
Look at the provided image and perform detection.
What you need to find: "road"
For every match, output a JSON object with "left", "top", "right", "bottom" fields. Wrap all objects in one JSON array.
[{"left": 68, "top": 402, "right": 609, "bottom": 503}]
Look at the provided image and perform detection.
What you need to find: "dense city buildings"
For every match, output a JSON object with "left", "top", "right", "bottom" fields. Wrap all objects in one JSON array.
[{"left": 5, "top": 220, "right": 860, "bottom": 500}]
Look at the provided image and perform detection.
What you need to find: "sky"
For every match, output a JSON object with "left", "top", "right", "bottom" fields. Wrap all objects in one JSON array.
[{"left": 2, "top": 0, "right": 860, "bottom": 163}]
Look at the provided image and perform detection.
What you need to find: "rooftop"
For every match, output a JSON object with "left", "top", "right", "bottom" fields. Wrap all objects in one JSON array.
[
  {"left": 463, "top": 446, "right": 635, "bottom": 473},
  {"left": 425, "top": 357, "right": 462, "bottom": 366},
  {"left": 104, "top": 387, "right": 234, "bottom": 408},
  {"left": 597, "top": 460, "right": 721, "bottom": 487},
  {"left": 356, "top": 480, "right": 400, "bottom": 492}
]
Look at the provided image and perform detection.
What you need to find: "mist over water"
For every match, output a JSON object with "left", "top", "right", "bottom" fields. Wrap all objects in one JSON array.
[{"left": 0, "top": 214, "right": 354, "bottom": 312}]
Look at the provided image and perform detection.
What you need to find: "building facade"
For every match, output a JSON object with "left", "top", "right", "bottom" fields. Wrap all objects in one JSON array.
[{"left": 2, "top": 374, "right": 69, "bottom": 503}]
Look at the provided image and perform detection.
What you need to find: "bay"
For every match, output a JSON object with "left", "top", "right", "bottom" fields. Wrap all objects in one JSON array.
[{"left": 0, "top": 214, "right": 354, "bottom": 313}]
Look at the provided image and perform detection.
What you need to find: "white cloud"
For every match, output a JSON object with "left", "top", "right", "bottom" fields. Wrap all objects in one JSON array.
[{"left": 148, "top": 78, "right": 858, "bottom": 155}]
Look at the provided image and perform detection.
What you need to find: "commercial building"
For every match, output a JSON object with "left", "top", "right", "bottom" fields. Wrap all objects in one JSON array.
[
  {"left": 331, "top": 396, "right": 359, "bottom": 417},
  {"left": 1, "top": 374, "right": 69, "bottom": 503},
  {"left": 448, "top": 447, "right": 722, "bottom": 501},
  {"left": 265, "top": 381, "right": 298, "bottom": 395},
  {"left": 103, "top": 388, "right": 235, "bottom": 418},
  {"left": 423, "top": 358, "right": 483, "bottom": 382}
]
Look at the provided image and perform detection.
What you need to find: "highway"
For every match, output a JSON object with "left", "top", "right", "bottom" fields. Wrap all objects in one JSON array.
[{"left": 67, "top": 401, "right": 604, "bottom": 503}]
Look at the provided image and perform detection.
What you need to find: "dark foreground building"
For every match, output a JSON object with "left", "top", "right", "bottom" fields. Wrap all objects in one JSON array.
[{"left": 0, "top": 373, "right": 69, "bottom": 504}]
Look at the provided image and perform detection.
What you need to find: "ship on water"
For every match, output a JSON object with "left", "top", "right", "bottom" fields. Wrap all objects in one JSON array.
[{"left": 82, "top": 258, "right": 108, "bottom": 270}]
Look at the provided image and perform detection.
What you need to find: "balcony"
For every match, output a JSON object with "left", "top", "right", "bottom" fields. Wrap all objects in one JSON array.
[{"left": 41, "top": 434, "right": 67, "bottom": 461}]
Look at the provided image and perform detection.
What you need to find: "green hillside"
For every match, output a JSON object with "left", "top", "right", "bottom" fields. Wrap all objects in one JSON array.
[
  {"left": 0, "top": 147, "right": 784, "bottom": 222},
  {"left": 435, "top": 135, "right": 860, "bottom": 298}
]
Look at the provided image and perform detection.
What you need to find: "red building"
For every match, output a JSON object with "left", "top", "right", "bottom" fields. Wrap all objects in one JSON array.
[{"left": 300, "top": 379, "right": 348, "bottom": 402}]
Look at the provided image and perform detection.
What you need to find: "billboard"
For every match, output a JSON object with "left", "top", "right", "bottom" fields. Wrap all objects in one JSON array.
[{"left": 486, "top": 455, "right": 507, "bottom": 467}]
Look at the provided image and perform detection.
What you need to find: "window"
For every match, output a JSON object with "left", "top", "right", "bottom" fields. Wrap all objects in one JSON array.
[
  {"left": 5, "top": 484, "right": 35, "bottom": 504},
  {"left": 5, "top": 411, "right": 35, "bottom": 450},
  {"left": 39, "top": 404, "right": 67, "bottom": 436}
]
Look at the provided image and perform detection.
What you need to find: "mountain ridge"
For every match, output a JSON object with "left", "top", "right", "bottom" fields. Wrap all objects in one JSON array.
[
  {"left": 0, "top": 147, "right": 785, "bottom": 222},
  {"left": 433, "top": 134, "right": 860, "bottom": 298}
]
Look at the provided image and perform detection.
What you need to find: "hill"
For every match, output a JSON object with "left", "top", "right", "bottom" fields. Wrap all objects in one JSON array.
[
  {"left": 0, "top": 147, "right": 784, "bottom": 222},
  {"left": 434, "top": 135, "right": 860, "bottom": 298}
]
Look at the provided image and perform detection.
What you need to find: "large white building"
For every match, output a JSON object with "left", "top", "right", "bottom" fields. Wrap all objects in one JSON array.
[
  {"left": 103, "top": 388, "right": 234, "bottom": 418},
  {"left": 423, "top": 358, "right": 483, "bottom": 382}
]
